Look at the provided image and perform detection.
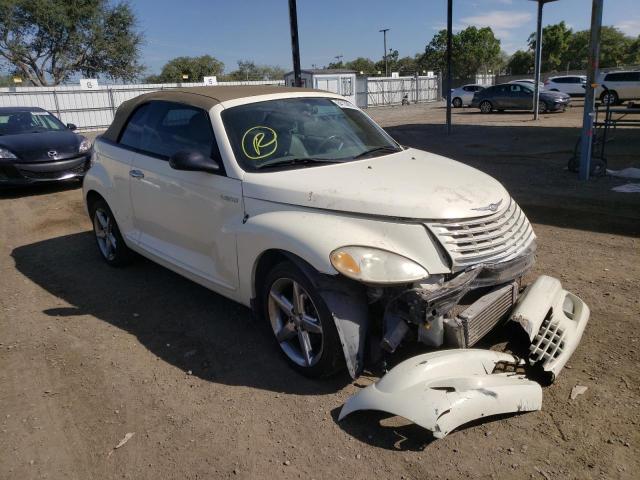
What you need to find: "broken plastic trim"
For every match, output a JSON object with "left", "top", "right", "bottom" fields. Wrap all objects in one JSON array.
[
  {"left": 339, "top": 349, "right": 542, "bottom": 439},
  {"left": 510, "top": 275, "right": 590, "bottom": 382}
]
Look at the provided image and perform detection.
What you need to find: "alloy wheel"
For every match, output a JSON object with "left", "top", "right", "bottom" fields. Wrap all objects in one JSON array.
[
  {"left": 93, "top": 207, "right": 117, "bottom": 261},
  {"left": 268, "top": 277, "right": 324, "bottom": 367}
]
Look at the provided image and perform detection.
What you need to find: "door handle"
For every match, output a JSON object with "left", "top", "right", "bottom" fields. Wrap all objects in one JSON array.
[{"left": 129, "top": 169, "right": 144, "bottom": 179}]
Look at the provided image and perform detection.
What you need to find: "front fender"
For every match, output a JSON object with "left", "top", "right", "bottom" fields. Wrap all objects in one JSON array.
[{"left": 237, "top": 198, "right": 451, "bottom": 303}]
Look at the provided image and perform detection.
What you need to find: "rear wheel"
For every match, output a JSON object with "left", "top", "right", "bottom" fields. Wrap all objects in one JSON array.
[
  {"left": 452, "top": 97, "right": 463, "bottom": 108},
  {"left": 479, "top": 100, "right": 492, "bottom": 113},
  {"left": 601, "top": 90, "right": 618, "bottom": 105},
  {"left": 262, "top": 261, "right": 344, "bottom": 377},
  {"left": 89, "top": 198, "right": 134, "bottom": 267}
]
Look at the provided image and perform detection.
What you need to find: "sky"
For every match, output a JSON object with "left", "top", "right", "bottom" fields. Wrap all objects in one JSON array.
[{"left": 134, "top": 0, "right": 640, "bottom": 75}]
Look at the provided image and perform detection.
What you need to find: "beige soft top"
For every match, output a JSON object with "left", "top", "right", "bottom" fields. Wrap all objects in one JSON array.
[{"left": 102, "top": 85, "right": 328, "bottom": 142}]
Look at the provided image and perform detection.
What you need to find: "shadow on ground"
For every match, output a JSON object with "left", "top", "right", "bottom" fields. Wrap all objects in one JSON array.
[
  {"left": 11, "top": 231, "right": 349, "bottom": 395},
  {"left": 0, "top": 180, "right": 81, "bottom": 199}
]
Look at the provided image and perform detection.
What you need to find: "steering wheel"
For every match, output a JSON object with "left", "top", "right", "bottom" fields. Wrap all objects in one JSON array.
[{"left": 317, "top": 135, "right": 346, "bottom": 152}]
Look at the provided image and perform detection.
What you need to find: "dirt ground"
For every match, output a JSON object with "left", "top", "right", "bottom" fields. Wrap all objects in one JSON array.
[{"left": 1, "top": 101, "right": 639, "bottom": 480}]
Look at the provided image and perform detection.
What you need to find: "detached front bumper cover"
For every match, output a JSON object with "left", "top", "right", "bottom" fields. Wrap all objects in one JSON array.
[
  {"left": 339, "top": 349, "right": 542, "bottom": 439},
  {"left": 510, "top": 275, "right": 590, "bottom": 382}
]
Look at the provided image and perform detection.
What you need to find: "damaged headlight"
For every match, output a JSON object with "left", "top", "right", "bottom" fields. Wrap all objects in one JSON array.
[{"left": 330, "top": 246, "right": 428, "bottom": 284}]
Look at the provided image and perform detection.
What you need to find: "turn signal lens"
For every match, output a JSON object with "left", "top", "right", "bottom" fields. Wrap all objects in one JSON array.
[
  {"left": 330, "top": 246, "right": 428, "bottom": 284},
  {"left": 330, "top": 251, "right": 361, "bottom": 276}
]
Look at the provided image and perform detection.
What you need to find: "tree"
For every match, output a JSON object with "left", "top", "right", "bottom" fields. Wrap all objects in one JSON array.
[
  {"left": 145, "top": 55, "right": 224, "bottom": 83},
  {"left": 224, "top": 60, "right": 284, "bottom": 81},
  {"left": 528, "top": 21, "right": 573, "bottom": 72},
  {"left": 0, "top": 0, "right": 143, "bottom": 85},
  {"left": 419, "top": 26, "right": 501, "bottom": 79},
  {"left": 506, "top": 50, "right": 534, "bottom": 75},
  {"left": 344, "top": 57, "right": 376, "bottom": 74}
]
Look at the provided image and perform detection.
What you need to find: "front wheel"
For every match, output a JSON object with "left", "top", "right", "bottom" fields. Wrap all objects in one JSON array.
[
  {"left": 479, "top": 100, "right": 492, "bottom": 113},
  {"left": 538, "top": 101, "right": 548, "bottom": 113},
  {"left": 262, "top": 261, "right": 344, "bottom": 377},
  {"left": 452, "top": 97, "right": 463, "bottom": 108},
  {"left": 601, "top": 90, "right": 618, "bottom": 105},
  {"left": 89, "top": 198, "right": 134, "bottom": 267}
]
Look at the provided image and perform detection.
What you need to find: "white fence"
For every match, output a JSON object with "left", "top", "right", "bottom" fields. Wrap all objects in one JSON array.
[
  {"left": 0, "top": 75, "right": 441, "bottom": 131},
  {"left": 357, "top": 76, "right": 439, "bottom": 107},
  {"left": 0, "top": 80, "right": 284, "bottom": 131}
]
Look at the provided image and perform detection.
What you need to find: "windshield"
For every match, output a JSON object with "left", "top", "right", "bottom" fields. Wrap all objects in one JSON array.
[
  {"left": 0, "top": 110, "right": 66, "bottom": 136},
  {"left": 221, "top": 97, "right": 401, "bottom": 171}
]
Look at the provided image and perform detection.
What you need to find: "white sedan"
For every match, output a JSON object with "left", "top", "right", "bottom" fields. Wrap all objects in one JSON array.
[
  {"left": 83, "top": 86, "right": 538, "bottom": 378},
  {"left": 450, "top": 84, "right": 485, "bottom": 107}
]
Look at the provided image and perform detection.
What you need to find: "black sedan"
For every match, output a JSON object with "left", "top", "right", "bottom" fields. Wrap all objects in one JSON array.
[
  {"left": 470, "top": 83, "right": 570, "bottom": 113},
  {"left": 0, "top": 107, "right": 92, "bottom": 186}
]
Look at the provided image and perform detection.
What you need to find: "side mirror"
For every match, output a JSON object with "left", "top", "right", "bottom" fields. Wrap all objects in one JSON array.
[
  {"left": 169, "top": 150, "right": 220, "bottom": 174},
  {"left": 67, "top": 123, "right": 77, "bottom": 130}
]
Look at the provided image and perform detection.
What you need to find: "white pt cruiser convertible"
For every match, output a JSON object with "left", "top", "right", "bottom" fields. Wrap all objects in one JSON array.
[{"left": 84, "top": 86, "right": 547, "bottom": 379}]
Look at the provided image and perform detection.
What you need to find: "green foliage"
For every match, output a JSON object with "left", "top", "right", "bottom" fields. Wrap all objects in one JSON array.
[
  {"left": 528, "top": 21, "right": 573, "bottom": 72},
  {"left": 523, "top": 23, "right": 639, "bottom": 72},
  {"left": 507, "top": 50, "right": 534, "bottom": 75},
  {"left": 419, "top": 26, "right": 501, "bottom": 78},
  {"left": 224, "top": 60, "right": 285, "bottom": 81},
  {"left": 344, "top": 57, "right": 376, "bottom": 74},
  {"left": 145, "top": 55, "right": 224, "bottom": 83},
  {"left": 0, "top": 0, "right": 143, "bottom": 85}
]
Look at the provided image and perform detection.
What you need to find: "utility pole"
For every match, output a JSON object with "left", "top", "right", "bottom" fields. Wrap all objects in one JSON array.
[
  {"left": 579, "top": 0, "right": 604, "bottom": 180},
  {"left": 446, "top": 0, "right": 452, "bottom": 135},
  {"left": 288, "top": 0, "right": 302, "bottom": 87},
  {"left": 334, "top": 55, "right": 343, "bottom": 65},
  {"left": 379, "top": 28, "right": 389, "bottom": 76}
]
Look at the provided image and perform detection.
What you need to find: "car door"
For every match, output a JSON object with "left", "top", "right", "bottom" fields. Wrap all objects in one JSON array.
[
  {"left": 127, "top": 100, "right": 243, "bottom": 294},
  {"left": 508, "top": 84, "right": 530, "bottom": 109},
  {"left": 630, "top": 72, "right": 640, "bottom": 99}
]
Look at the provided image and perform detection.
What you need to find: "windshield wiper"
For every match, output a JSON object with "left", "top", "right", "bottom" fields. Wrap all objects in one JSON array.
[
  {"left": 353, "top": 145, "right": 402, "bottom": 159},
  {"left": 256, "top": 157, "right": 345, "bottom": 170}
]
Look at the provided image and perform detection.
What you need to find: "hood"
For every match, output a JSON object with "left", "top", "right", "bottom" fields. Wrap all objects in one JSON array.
[
  {"left": 0, "top": 130, "right": 82, "bottom": 162},
  {"left": 242, "top": 148, "right": 509, "bottom": 220}
]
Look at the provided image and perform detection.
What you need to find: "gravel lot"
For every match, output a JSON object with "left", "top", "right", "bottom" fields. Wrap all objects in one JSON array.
[{"left": 1, "top": 100, "right": 639, "bottom": 479}]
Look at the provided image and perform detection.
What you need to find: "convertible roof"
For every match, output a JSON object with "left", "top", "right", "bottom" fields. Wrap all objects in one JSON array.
[{"left": 102, "top": 85, "right": 326, "bottom": 142}]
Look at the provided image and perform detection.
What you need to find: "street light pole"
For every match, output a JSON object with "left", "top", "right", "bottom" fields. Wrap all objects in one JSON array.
[
  {"left": 379, "top": 28, "right": 389, "bottom": 76},
  {"left": 288, "top": 0, "right": 302, "bottom": 87}
]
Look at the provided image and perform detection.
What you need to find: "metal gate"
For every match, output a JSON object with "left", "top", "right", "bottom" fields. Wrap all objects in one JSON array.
[{"left": 357, "top": 76, "right": 439, "bottom": 108}]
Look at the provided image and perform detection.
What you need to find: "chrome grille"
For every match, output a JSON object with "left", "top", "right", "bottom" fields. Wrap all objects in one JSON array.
[{"left": 426, "top": 198, "right": 535, "bottom": 270}]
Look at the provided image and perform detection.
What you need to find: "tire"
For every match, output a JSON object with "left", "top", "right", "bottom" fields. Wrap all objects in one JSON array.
[
  {"left": 89, "top": 198, "right": 134, "bottom": 267},
  {"left": 479, "top": 100, "right": 492, "bottom": 113},
  {"left": 601, "top": 90, "right": 618, "bottom": 105},
  {"left": 262, "top": 261, "right": 344, "bottom": 378},
  {"left": 452, "top": 97, "right": 463, "bottom": 108},
  {"left": 538, "top": 101, "right": 548, "bottom": 114}
]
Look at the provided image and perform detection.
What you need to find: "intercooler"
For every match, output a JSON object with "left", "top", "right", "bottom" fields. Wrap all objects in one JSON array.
[{"left": 444, "top": 281, "right": 519, "bottom": 347}]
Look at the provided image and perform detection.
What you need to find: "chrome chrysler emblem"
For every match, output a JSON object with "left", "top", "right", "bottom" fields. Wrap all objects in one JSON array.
[
  {"left": 472, "top": 199, "right": 503, "bottom": 213},
  {"left": 47, "top": 150, "right": 58, "bottom": 159}
]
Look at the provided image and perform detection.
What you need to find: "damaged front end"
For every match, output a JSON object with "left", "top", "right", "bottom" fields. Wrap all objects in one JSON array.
[{"left": 377, "top": 248, "right": 536, "bottom": 355}]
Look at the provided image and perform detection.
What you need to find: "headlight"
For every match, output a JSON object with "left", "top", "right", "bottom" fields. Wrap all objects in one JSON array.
[
  {"left": 0, "top": 147, "right": 17, "bottom": 160},
  {"left": 78, "top": 137, "right": 92, "bottom": 153},
  {"left": 330, "top": 246, "right": 428, "bottom": 284}
]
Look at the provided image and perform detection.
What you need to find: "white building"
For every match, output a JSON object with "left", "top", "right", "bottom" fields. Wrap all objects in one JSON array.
[{"left": 284, "top": 69, "right": 357, "bottom": 104}]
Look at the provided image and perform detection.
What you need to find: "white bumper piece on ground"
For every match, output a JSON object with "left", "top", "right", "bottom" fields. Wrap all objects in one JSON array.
[
  {"left": 338, "top": 350, "right": 542, "bottom": 439},
  {"left": 510, "top": 275, "right": 590, "bottom": 381}
]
